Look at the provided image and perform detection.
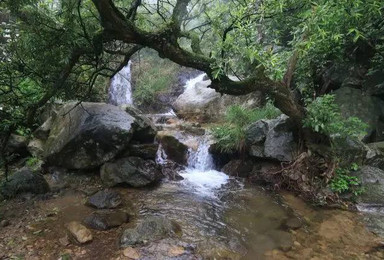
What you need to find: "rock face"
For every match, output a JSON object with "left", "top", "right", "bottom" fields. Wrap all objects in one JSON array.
[
  {"left": 173, "top": 77, "right": 262, "bottom": 122},
  {"left": 42, "top": 102, "right": 156, "bottom": 169},
  {"left": 245, "top": 115, "right": 297, "bottom": 162},
  {"left": 334, "top": 87, "right": 384, "bottom": 142},
  {"left": 6, "top": 134, "right": 29, "bottom": 156},
  {"left": 83, "top": 211, "right": 129, "bottom": 230},
  {"left": 100, "top": 157, "right": 162, "bottom": 187},
  {"left": 121, "top": 144, "right": 159, "bottom": 160},
  {"left": 221, "top": 160, "right": 253, "bottom": 178},
  {"left": 157, "top": 133, "right": 188, "bottom": 165},
  {"left": 66, "top": 221, "right": 93, "bottom": 244},
  {"left": 0, "top": 168, "right": 50, "bottom": 198},
  {"left": 86, "top": 190, "right": 122, "bottom": 209},
  {"left": 120, "top": 216, "right": 181, "bottom": 247},
  {"left": 358, "top": 166, "right": 384, "bottom": 205}
]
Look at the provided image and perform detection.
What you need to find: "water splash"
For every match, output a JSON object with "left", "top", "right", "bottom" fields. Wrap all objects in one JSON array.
[
  {"left": 108, "top": 61, "right": 133, "bottom": 106},
  {"left": 184, "top": 73, "right": 206, "bottom": 90},
  {"left": 187, "top": 135, "right": 215, "bottom": 171}
]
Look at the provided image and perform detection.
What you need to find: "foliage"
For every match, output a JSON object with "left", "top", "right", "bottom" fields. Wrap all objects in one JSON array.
[
  {"left": 212, "top": 102, "right": 281, "bottom": 153},
  {"left": 303, "top": 94, "right": 368, "bottom": 139},
  {"left": 26, "top": 157, "right": 40, "bottom": 168},
  {"left": 132, "top": 50, "right": 179, "bottom": 107},
  {"left": 330, "top": 163, "right": 364, "bottom": 196}
]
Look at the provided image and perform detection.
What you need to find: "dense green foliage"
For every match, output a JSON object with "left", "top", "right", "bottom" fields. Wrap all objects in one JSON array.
[
  {"left": 132, "top": 51, "right": 179, "bottom": 107},
  {"left": 303, "top": 95, "right": 368, "bottom": 139},
  {"left": 330, "top": 163, "right": 364, "bottom": 196},
  {"left": 211, "top": 102, "right": 281, "bottom": 153}
]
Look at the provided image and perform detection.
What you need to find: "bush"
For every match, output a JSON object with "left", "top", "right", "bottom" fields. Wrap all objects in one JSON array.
[
  {"left": 303, "top": 94, "right": 368, "bottom": 139},
  {"left": 330, "top": 163, "right": 364, "bottom": 196},
  {"left": 211, "top": 101, "right": 281, "bottom": 153}
]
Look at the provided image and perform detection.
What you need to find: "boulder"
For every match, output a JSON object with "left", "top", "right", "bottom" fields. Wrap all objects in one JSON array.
[
  {"left": 66, "top": 221, "right": 93, "bottom": 244},
  {"left": 357, "top": 166, "right": 384, "bottom": 205},
  {"left": 221, "top": 160, "right": 253, "bottom": 178},
  {"left": 157, "top": 133, "right": 188, "bottom": 165},
  {"left": 43, "top": 102, "right": 156, "bottom": 169},
  {"left": 83, "top": 211, "right": 129, "bottom": 230},
  {"left": 0, "top": 168, "right": 50, "bottom": 198},
  {"left": 6, "top": 134, "right": 29, "bottom": 157},
  {"left": 120, "top": 216, "right": 181, "bottom": 247},
  {"left": 86, "top": 190, "right": 122, "bottom": 209},
  {"left": 33, "top": 116, "right": 53, "bottom": 140},
  {"left": 121, "top": 144, "right": 159, "bottom": 160},
  {"left": 27, "top": 139, "right": 45, "bottom": 158},
  {"left": 100, "top": 157, "right": 163, "bottom": 187},
  {"left": 334, "top": 87, "right": 384, "bottom": 142},
  {"left": 173, "top": 77, "right": 262, "bottom": 122},
  {"left": 124, "top": 106, "right": 157, "bottom": 143},
  {"left": 246, "top": 115, "right": 297, "bottom": 162}
]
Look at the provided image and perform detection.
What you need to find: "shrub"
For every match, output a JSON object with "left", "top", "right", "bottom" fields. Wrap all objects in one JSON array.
[
  {"left": 211, "top": 101, "right": 281, "bottom": 153},
  {"left": 330, "top": 163, "right": 364, "bottom": 196},
  {"left": 303, "top": 94, "right": 368, "bottom": 139}
]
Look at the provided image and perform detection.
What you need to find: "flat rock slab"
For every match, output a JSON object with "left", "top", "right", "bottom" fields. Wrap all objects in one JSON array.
[
  {"left": 86, "top": 190, "right": 122, "bottom": 209},
  {"left": 83, "top": 211, "right": 129, "bottom": 231}
]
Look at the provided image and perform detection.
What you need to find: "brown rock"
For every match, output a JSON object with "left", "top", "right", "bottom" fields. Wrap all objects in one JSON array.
[{"left": 123, "top": 247, "right": 140, "bottom": 259}]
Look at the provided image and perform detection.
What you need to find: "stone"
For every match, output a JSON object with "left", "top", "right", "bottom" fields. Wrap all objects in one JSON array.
[
  {"left": 122, "top": 144, "right": 159, "bottom": 160},
  {"left": 357, "top": 166, "right": 384, "bottom": 205},
  {"left": 27, "top": 139, "right": 45, "bottom": 158},
  {"left": 264, "top": 115, "right": 297, "bottom": 162},
  {"left": 6, "top": 134, "right": 29, "bottom": 156},
  {"left": 101, "top": 157, "right": 163, "bottom": 187},
  {"left": 221, "top": 160, "right": 253, "bottom": 178},
  {"left": 66, "top": 221, "right": 93, "bottom": 244},
  {"left": 120, "top": 216, "right": 181, "bottom": 246},
  {"left": 173, "top": 77, "right": 262, "bottom": 122},
  {"left": 59, "top": 235, "right": 70, "bottom": 246},
  {"left": 33, "top": 117, "right": 53, "bottom": 140},
  {"left": 157, "top": 133, "right": 188, "bottom": 165},
  {"left": 284, "top": 217, "right": 303, "bottom": 230},
  {"left": 0, "top": 168, "right": 50, "bottom": 199},
  {"left": 123, "top": 247, "right": 140, "bottom": 259},
  {"left": 168, "top": 246, "right": 185, "bottom": 257},
  {"left": 124, "top": 105, "right": 157, "bottom": 143},
  {"left": 43, "top": 102, "right": 136, "bottom": 169},
  {"left": 160, "top": 161, "right": 185, "bottom": 181},
  {"left": 86, "top": 190, "right": 122, "bottom": 209},
  {"left": 245, "top": 120, "right": 268, "bottom": 144},
  {"left": 83, "top": 211, "right": 129, "bottom": 230},
  {"left": 0, "top": 219, "right": 10, "bottom": 227},
  {"left": 334, "top": 87, "right": 384, "bottom": 142}
]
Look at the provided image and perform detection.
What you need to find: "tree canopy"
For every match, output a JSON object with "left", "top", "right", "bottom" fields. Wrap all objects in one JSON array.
[{"left": 0, "top": 0, "right": 383, "bottom": 131}]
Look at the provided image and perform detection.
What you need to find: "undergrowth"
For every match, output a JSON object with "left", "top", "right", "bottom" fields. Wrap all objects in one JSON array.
[{"left": 211, "top": 101, "right": 281, "bottom": 153}]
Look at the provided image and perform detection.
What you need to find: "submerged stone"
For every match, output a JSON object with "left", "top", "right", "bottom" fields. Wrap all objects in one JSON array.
[
  {"left": 120, "top": 216, "right": 181, "bottom": 247},
  {"left": 86, "top": 190, "right": 122, "bottom": 209},
  {"left": 83, "top": 211, "right": 129, "bottom": 230}
]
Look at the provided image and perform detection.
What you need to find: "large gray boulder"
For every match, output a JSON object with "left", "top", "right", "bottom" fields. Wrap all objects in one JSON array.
[
  {"left": 0, "top": 168, "right": 50, "bottom": 198},
  {"left": 358, "top": 166, "right": 384, "bottom": 205},
  {"left": 43, "top": 102, "right": 156, "bottom": 169},
  {"left": 246, "top": 115, "right": 297, "bottom": 162},
  {"left": 156, "top": 132, "right": 188, "bottom": 165},
  {"left": 100, "top": 157, "right": 163, "bottom": 187},
  {"left": 173, "top": 77, "right": 262, "bottom": 122}
]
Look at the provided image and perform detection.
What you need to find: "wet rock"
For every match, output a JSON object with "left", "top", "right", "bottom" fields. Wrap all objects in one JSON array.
[
  {"left": 0, "top": 168, "right": 50, "bottom": 199},
  {"left": 43, "top": 102, "right": 137, "bottom": 169},
  {"left": 66, "top": 221, "right": 93, "bottom": 244},
  {"left": 83, "top": 211, "right": 129, "bottom": 230},
  {"left": 0, "top": 219, "right": 10, "bottom": 227},
  {"left": 160, "top": 161, "right": 184, "bottom": 181},
  {"left": 124, "top": 105, "right": 157, "bottom": 143},
  {"left": 33, "top": 116, "right": 53, "bottom": 140},
  {"left": 221, "top": 160, "right": 253, "bottom": 178},
  {"left": 284, "top": 217, "right": 303, "bottom": 230},
  {"left": 123, "top": 247, "right": 140, "bottom": 259},
  {"left": 122, "top": 143, "right": 159, "bottom": 160},
  {"left": 6, "top": 134, "right": 29, "bottom": 155},
  {"left": 168, "top": 246, "right": 185, "bottom": 257},
  {"left": 100, "top": 157, "right": 163, "bottom": 187},
  {"left": 86, "top": 190, "right": 122, "bottom": 209},
  {"left": 268, "top": 230, "right": 293, "bottom": 252},
  {"left": 246, "top": 120, "right": 268, "bottom": 144},
  {"left": 120, "top": 216, "right": 181, "bottom": 246},
  {"left": 357, "top": 166, "right": 384, "bottom": 205},
  {"left": 157, "top": 133, "right": 188, "bottom": 165}
]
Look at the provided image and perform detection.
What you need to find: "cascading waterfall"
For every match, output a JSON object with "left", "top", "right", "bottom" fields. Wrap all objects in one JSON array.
[
  {"left": 180, "top": 135, "right": 229, "bottom": 197},
  {"left": 108, "top": 61, "right": 133, "bottom": 106}
]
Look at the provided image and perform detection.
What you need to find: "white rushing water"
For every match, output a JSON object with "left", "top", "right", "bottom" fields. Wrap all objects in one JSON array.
[
  {"left": 184, "top": 73, "right": 206, "bottom": 90},
  {"left": 180, "top": 135, "right": 229, "bottom": 197},
  {"left": 108, "top": 61, "right": 133, "bottom": 106}
]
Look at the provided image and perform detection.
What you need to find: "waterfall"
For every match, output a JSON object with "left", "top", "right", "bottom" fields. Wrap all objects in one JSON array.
[
  {"left": 187, "top": 136, "right": 215, "bottom": 171},
  {"left": 108, "top": 61, "right": 133, "bottom": 106}
]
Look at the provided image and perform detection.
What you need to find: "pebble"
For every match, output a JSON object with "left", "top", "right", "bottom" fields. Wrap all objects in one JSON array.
[
  {"left": 123, "top": 247, "right": 140, "bottom": 259},
  {"left": 0, "top": 220, "right": 10, "bottom": 227},
  {"left": 168, "top": 246, "right": 185, "bottom": 257}
]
